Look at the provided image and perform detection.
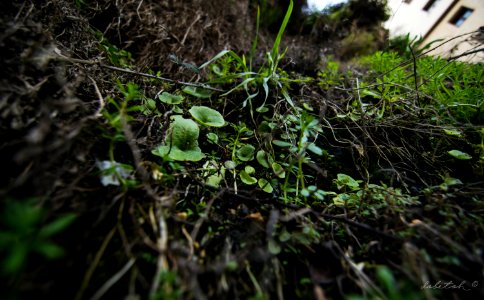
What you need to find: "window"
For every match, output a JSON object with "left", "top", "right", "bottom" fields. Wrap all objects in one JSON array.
[
  {"left": 423, "top": 0, "right": 441, "bottom": 12},
  {"left": 449, "top": 7, "right": 474, "bottom": 27}
]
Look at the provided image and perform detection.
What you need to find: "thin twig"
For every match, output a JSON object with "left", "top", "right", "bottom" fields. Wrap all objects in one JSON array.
[
  {"left": 90, "top": 258, "right": 136, "bottom": 300},
  {"left": 408, "top": 45, "right": 420, "bottom": 107},
  {"left": 150, "top": 202, "right": 169, "bottom": 295},
  {"left": 181, "top": 13, "right": 201, "bottom": 45},
  {"left": 447, "top": 47, "right": 484, "bottom": 61},
  {"left": 75, "top": 227, "right": 117, "bottom": 300},
  {"left": 191, "top": 190, "right": 224, "bottom": 241},
  {"left": 53, "top": 49, "right": 224, "bottom": 92},
  {"left": 88, "top": 75, "right": 105, "bottom": 117}
]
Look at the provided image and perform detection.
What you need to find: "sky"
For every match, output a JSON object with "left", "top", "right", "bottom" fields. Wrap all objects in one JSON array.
[{"left": 306, "top": 0, "right": 347, "bottom": 11}]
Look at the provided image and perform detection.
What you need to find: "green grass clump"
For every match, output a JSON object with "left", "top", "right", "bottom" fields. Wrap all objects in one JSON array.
[{"left": 359, "top": 51, "right": 483, "bottom": 123}]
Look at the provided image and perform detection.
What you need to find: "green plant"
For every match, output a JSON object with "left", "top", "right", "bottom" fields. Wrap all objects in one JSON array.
[
  {"left": 94, "top": 30, "right": 133, "bottom": 67},
  {"left": 151, "top": 104, "right": 225, "bottom": 162},
  {"left": 276, "top": 111, "right": 325, "bottom": 202},
  {"left": 98, "top": 81, "right": 143, "bottom": 189},
  {"left": 95, "top": 160, "right": 136, "bottom": 187},
  {"left": 330, "top": 173, "right": 420, "bottom": 215},
  {"left": 149, "top": 270, "right": 183, "bottom": 300},
  {"left": 358, "top": 51, "right": 483, "bottom": 122},
  {"left": 346, "top": 265, "right": 424, "bottom": 300},
  {"left": 317, "top": 57, "right": 342, "bottom": 88},
  {"left": 189, "top": 106, "right": 225, "bottom": 127},
  {"left": 102, "top": 82, "right": 143, "bottom": 158},
  {"left": 200, "top": 0, "right": 296, "bottom": 112},
  {"left": 387, "top": 33, "right": 443, "bottom": 60},
  {"left": 0, "top": 200, "right": 76, "bottom": 275},
  {"left": 152, "top": 116, "right": 205, "bottom": 162}
]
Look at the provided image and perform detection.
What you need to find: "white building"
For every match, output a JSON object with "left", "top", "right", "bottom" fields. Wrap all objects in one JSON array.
[{"left": 385, "top": 0, "right": 484, "bottom": 62}]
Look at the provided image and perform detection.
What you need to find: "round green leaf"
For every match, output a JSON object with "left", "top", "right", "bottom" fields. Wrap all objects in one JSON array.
[
  {"left": 171, "top": 117, "right": 200, "bottom": 150},
  {"left": 271, "top": 162, "right": 285, "bottom": 178},
  {"left": 189, "top": 106, "right": 225, "bottom": 127},
  {"left": 256, "top": 150, "right": 271, "bottom": 168},
  {"left": 245, "top": 165, "right": 255, "bottom": 175},
  {"left": 206, "top": 170, "right": 225, "bottom": 187},
  {"left": 158, "top": 92, "right": 184, "bottom": 104},
  {"left": 173, "top": 106, "right": 183, "bottom": 114},
  {"left": 240, "top": 170, "right": 257, "bottom": 185},
  {"left": 258, "top": 178, "right": 273, "bottom": 193},
  {"left": 152, "top": 145, "right": 170, "bottom": 157},
  {"left": 151, "top": 116, "right": 205, "bottom": 161},
  {"left": 167, "top": 146, "right": 205, "bottom": 161},
  {"left": 182, "top": 86, "right": 212, "bottom": 98},
  {"left": 236, "top": 144, "right": 255, "bottom": 161},
  {"left": 448, "top": 150, "right": 472, "bottom": 160},
  {"left": 207, "top": 132, "right": 219, "bottom": 143},
  {"left": 152, "top": 145, "right": 205, "bottom": 161}
]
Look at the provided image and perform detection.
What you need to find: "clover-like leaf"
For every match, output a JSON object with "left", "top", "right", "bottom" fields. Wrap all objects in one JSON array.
[
  {"left": 258, "top": 178, "right": 273, "bottom": 193},
  {"left": 158, "top": 92, "right": 184, "bottom": 105},
  {"left": 236, "top": 144, "right": 255, "bottom": 161},
  {"left": 189, "top": 106, "right": 225, "bottom": 127},
  {"left": 240, "top": 170, "right": 257, "bottom": 185},
  {"left": 448, "top": 150, "right": 472, "bottom": 160},
  {"left": 244, "top": 165, "right": 255, "bottom": 175},
  {"left": 170, "top": 116, "right": 200, "bottom": 150},
  {"left": 151, "top": 116, "right": 205, "bottom": 161},
  {"left": 169, "top": 146, "right": 205, "bottom": 161},
  {"left": 206, "top": 174, "right": 224, "bottom": 187}
]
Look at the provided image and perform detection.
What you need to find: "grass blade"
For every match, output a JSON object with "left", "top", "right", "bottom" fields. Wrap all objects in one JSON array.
[
  {"left": 271, "top": 0, "right": 293, "bottom": 62},
  {"left": 249, "top": 6, "right": 260, "bottom": 72}
]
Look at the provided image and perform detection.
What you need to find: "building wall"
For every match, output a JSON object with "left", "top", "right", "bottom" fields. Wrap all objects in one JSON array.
[
  {"left": 386, "top": 0, "right": 455, "bottom": 37},
  {"left": 423, "top": 0, "right": 484, "bottom": 62}
]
